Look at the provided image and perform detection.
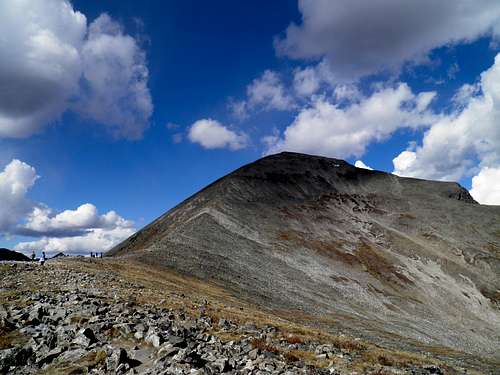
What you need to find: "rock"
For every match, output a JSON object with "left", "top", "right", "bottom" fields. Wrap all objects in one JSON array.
[
  {"left": 37, "top": 347, "right": 63, "bottom": 366},
  {"left": 72, "top": 327, "right": 97, "bottom": 347},
  {"left": 184, "top": 350, "right": 207, "bottom": 368},
  {"left": 145, "top": 333, "right": 162, "bottom": 348},
  {"left": 112, "top": 348, "right": 129, "bottom": 366},
  {"left": 157, "top": 343, "right": 179, "bottom": 358},
  {"left": 248, "top": 348, "right": 260, "bottom": 360},
  {"left": 28, "top": 304, "right": 47, "bottom": 322},
  {"left": 0, "top": 317, "right": 16, "bottom": 332},
  {"left": 166, "top": 334, "right": 187, "bottom": 348},
  {"left": 115, "top": 362, "right": 130, "bottom": 374},
  {"left": 0, "top": 305, "right": 9, "bottom": 319},
  {"left": 209, "top": 358, "right": 232, "bottom": 373},
  {"left": 425, "top": 365, "right": 444, "bottom": 375},
  {"left": 0, "top": 346, "right": 34, "bottom": 371}
]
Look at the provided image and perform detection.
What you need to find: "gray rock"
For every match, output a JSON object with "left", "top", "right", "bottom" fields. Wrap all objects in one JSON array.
[
  {"left": 157, "top": 343, "right": 179, "bottom": 359},
  {"left": 72, "top": 327, "right": 97, "bottom": 347},
  {"left": 166, "top": 334, "right": 187, "bottom": 348},
  {"left": 0, "top": 346, "right": 33, "bottom": 371},
  {"left": 145, "top": 333, "right": 162, "bottom": 348},
  {"left": 37, "top": 347, "right": 63, "bottom": 366},
  {"left": 248, "top": 348, "right": 260, "bottom": 360}
]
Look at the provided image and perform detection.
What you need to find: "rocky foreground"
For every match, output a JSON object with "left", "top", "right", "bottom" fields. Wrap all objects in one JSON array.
[{"left": 0, "top": 260, "right": 488, "bottom": 374}]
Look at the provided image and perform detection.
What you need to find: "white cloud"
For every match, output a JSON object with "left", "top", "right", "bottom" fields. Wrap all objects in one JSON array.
[
  {"left": 469, "top": 167, "right": 500, "bottom": 205},
  {"left": 0, "top": 160, "right": 39, "bottom": 232},
  {"left": 292, "top": 61, "right": 339, "bottom": 97},
  {"left": 0, "top": 0, "right": 85, "bottom": 137},
  {"left": 21, "top": 203, "right": 133, "bottom": 235},
  {"left": 15, "top": 226, "right": 135, "bottom": 255},
  {"left": 392, "top": 151, "right": 418, "bottom": 176},
  {"left": 247, "top": 70, "right": 295, "bottom": 111},
  {"left": 0, "top": 0, "right": 152, "bottom": 139},
  {"left": 188, "top": 119, "right": 248, "bottom": 150},
  {"left": 266, "top": 83, "right": 436, "bottom": 158},
  {"left": 228, "top": 99, "right": 249, "bottom": 120},
  {"left": 334, "top": 84, "right": 362, "bottom": 102},
  {"left": 276, "top": 0, "right": 500, "bottom": 81},
  {"left": 393, "top": 53, "right": 500, "bottom": 181},
  {"left": 293, "top": 67, "right": 321, "bottom": 97},
  {"left": 354, "top": 160, "right": 373, "bottom": 170},
  {"left": 452, "top": 83, "right": 480, "bottom": 108},
  {"left": 76, "top": 14, "right": 153, "bottom": 139},
  {"left": 0, "top": 159, "right": 135, "bottom": 255}
]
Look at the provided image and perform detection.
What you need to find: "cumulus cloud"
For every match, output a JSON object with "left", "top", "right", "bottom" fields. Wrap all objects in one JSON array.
[
  {"left": 188, "top": 119, "right": 248, "bottom": 150},
  {"left": 247, "top": 70, "right": 295, "bottom": 111},
  {"left": 0, "top": 160, "right": 39, "bottom": 233},
  {"left": 19, "top": 203, "right": 133, "bottom": 237},
  {"left": 0, "top": 159, "right": 134, "bottom": 255},
  {"left": 77, "top": 14, "right": 153, "bottom": 139},
  {"left": 469, "top": 167, "right": 500, "bottom": 205},
  {"left": 393, "top": 53, "right": 500, "bottom": 181},
  {"left": 232, "top": 70, "right": 295, "bottom": 117},
  {"left": 15, "top": 226, "right": 135, "bottom": 255},
  {"left": 0, "top": 0, "right": 152, "bottom": 139},
  {"left": 354, "top": 160, "right": 373, "bottom": 170},
  {"left": 276, "top": 0, "right": 500, "bottom": 81},
  {"left": 266, "top": 83, "right": 436, "bottom": 158},
  {"left": 293, "top": 67, "right": 321, "bottom": 97},
  {"left": 292, "top": 61, "right": 339, "bottom": 97}
]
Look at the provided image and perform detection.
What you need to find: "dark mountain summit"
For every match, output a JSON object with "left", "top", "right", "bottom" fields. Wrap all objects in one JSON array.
[
  {"left": 0, "top": 248, "right": 31, "bottom": 262},
  {"left": 109, "top": 152, "right": 500, "bottom": 361}
]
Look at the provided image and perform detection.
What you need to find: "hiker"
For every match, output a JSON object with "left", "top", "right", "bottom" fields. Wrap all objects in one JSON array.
[
  {"left": 90, "top": 252, "right": 94, "bottom": 258},
  {"left": 31, "top": 251, "right": 36, "bottom": 261},
  {"left": 100, "top": 252, "right": 103, "bottom": 258},
  {"left": 39, "top": 252, "right": 46, "bottom": 266}
]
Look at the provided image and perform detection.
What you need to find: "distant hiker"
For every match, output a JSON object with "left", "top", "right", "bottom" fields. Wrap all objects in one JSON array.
[
  {"left": 31, "top": 251, "right": 36, "bottom": 261},
  {"left": 90, "top": 252, "right": 94, "bottom": 258},
  {"left": 39, "top": 252, "right": 46, "bottom": 266},
  {"left": 100, "top": 252, "right": 103, "bottom": 258}
]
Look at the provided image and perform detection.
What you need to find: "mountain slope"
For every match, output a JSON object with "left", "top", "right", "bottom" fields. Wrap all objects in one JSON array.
[{"left": 109, "top": 152, "right": 500, "bottom": 361}]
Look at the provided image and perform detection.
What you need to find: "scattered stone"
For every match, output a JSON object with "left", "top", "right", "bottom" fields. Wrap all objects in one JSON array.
[{"left": 0, "top": 261, "right": 472, "bottom": 375}]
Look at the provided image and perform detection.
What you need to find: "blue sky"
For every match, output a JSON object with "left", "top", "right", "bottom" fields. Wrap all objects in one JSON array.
[{"left": 1, "top": 0, "right": 500, "bottom": 254}]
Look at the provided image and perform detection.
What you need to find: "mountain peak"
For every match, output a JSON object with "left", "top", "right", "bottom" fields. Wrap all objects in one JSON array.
[{"left": 108, "top": 152, "right": 498, "bottom": 362}]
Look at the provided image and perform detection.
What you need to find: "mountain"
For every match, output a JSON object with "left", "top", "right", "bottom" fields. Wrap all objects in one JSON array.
[
  {"left": 109, "top": 152, "right": 500, "bottom": 361},
  {"left": 0, "top": 248, "right": 31, "bottom": 261}
]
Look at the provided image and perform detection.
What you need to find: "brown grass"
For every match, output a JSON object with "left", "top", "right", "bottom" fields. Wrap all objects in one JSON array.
[
  {"left": 356, "top": 243, "right": 413, "bottom": 286},
  {"left": 283, "top": 334, "right": 303, "bottom": 344},
  {"left": 360, "top": 348, "right": 433, "bottom": 368},
  {"left": 250, "top": 338, "right": 280, "bottom": 354},
  {"left": 0, "top": 330, "right": 26, "bottom": 350}
]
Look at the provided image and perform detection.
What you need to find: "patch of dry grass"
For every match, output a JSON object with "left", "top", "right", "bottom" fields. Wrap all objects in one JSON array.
[
  {"left": 0, "top": 330, "right": 26, "bottom": 350},
  {"left": 250, "top": 338, "right": 280, "bottom": 354},
  {"left": 282, "top": 334, "right": 303, "bottom": 344}
]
